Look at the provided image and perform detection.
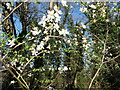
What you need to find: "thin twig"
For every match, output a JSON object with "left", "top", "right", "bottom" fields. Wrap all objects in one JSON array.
[
  {"left": 1, "top": 60, "right": 30, "bottom": 90},
  {"left": 50, "top": 0, "right": 54, "bottom": 10},
  {"left": 22, "top": 50, "right": 47, "bottom": 70},
  {"left": 9, "top": 63, "right": 30, "bottom": 89},
  {"left": 1, "top": 3, "right": 23, "bottom": 24},
  {"left": 13, "top": 34, "right": 75, "bottom": 50},
  {"left": 0, "top": 53, "right": 9, "bottom": 62},
  {"left": 45, "top": 71, "right": 60, "bottom": 88},
  {"left": 69, "top": 26, "right": 104, "bottom": 44},
  {"left": 88, "top": 22, "right": 109, "bottom": 90},
  {"left": 47, "top": 35, "right": 72, "bottom": 40},
  {"left": 0, "top": 69, "right": 7, "bottom": 72},
  {"left": 103, "top": 54, "right": 120, "bottom": 64},
  {"left": 89, "top": 32, "right": 104, "bottom": 44},
  {"left": 13, "top": 37, "right": 35, "bottom": 50}
]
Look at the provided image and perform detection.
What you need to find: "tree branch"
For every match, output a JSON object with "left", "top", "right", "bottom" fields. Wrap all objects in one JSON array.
[
  {"left": 88, "top": 22, "right": 109, "bottom": 90},
  {"left": 103, "top": 54, "right": 120, "bottom": 64},
  {"left": 1, "top": 3, "right": 23, "bottom": 24}
]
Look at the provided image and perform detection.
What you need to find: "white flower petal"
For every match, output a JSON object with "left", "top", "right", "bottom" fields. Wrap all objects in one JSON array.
[{"left": 61, "top": 0, "right": 68, "bottom": 7}]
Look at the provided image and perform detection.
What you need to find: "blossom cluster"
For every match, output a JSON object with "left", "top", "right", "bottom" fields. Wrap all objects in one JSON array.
[
  {"left": 30, "top": 5, "right": 70, "bottom": 56},
  {"left": 82, "top": 36, "right": 90, "bottom": 50},
  {"left": 38, "top": 5, "right": 62, "bottom": 31},
  {"left": 31, "top": 27, "right": 41, "bottom": 36}
]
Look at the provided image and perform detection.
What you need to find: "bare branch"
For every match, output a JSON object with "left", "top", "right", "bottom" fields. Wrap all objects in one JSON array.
[
  {"left": 103, "top": 54, "right": 120, "bottom": 64},
  {"left": 88, "top": 22, "right": 109, "bottom": 90},
  {"left": 1, "top": 3, "right": 23, "bottom": 24},
  {"left": 50, "top": 0, "right": 54, "bottom": 10},
  {"left": 0, "top": 69, "right": 7, "bottom": 72},
  {"left": 22, "top": 50, "right": 47, "bottom": 70},
  {"left": 45, "top": 71, "right": 60, "bottom": 88},
  {"left": 1, "top": 60, "right": 30, "bottom": 89}
]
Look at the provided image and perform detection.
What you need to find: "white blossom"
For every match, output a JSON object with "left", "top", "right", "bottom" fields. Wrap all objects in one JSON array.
[
  {"left": 48, "top": 86, "right": 53, "bottom": 90},
  {"left": 54, "top": 5, "right": 62, "bottom": 15},
  {"left": 28, "top": 73, "right": 32, "bottom": 77},
  {"left": 73, "top": 38, "right": 77, "bottom": 41},
  {"left": 49, "top": 67, "right": 54, "bottom": 71},
  {"left": 47, "top": 44, "right": 51, "bottom": 49},
  {"left": 19, "top": 55, "right": 22, "bottom": 57},
  {"left": 30, "top": 47, "right": 37, "bottom": 56},
  {"left": 106, "top": 19, "right": 109, "bottom": 22},
  {"left": 38, "top": 5, "right": 62, "bottom": 35},
  {"left": 93, "top": 10, "right": 96, "bottom": 12},
  {"left": 59, "top": 40, "right": 62, "bottom": 43},
  {"left": 83, "top": 44, "right": 86, "bottom": 47},
  {"left": 110, "top": 53, "right": 112, "bottom": 56},
  {"left": 54, "top": 23, "right": 60, "bottom": 30},
  {"left": 43, "top": 36, "right": 49, "bottom": 42},
  {"left": 57, "top": 10, "right": 62, "bottom": 15},
  {"left": 31, "top": 49, "right": 37, "bottom": 56},
  {"left": 36, "top": 41, "right": 45, "bottom": 50},
  {"left": 59, "top": 29, "right": 69, "bottom": 36},
  {"left": 92, "top": 14, "right": 96, "bottom": 18},
  {"left": 58, "top": 66, "right": 69, "bottom": 71},
  {"left": 31, "top": 30, "right": 40, "bottom": 36},
  {"left": 102, "top": 9, "right": 106, "bottom": 13},
  {"left": 70, "top": 5, "right": 73, "bottom": 8},
  {"left": 58, "top": 67, "right": 62, "bottom": 71},
  {"left": 67, "top": 40, "right": 71, "bottom": 43},
  {"left": 112, "top": 22, "right": 115, "bottom": 25},
  {"left": 8, "top": 38, "right": 15, "bottom": 47},
  {"left": 80, "top": 30, "right": 83, "bottom": 33},
  {"left": 83, "top": 39, "right": 87, "bottom": 43},
  {"left": 42, "top": 68, "right": 45, "bottom": 71},
  {"left": 33, "top": 27, "right": 38, "bottom": 31},
  {"left": 11, "top": 61, "right": 16, "bottom": 66},
  {"left": 75, "top": 41, "right": 78, "bottom": 45},
  {"left": 14, "top": 59, "right": 17, "bottom": 62},
  {"left": 63, "top": 66, "right": 68, "bottom": 71},
  {"left": 6, "top": 64, "right": 10, "bottom": 67},
  {"left": 31, "top": 27, "right": 40, "bottom": 36},
  {"left": 80, "top": 7, "right": 87, "bottom": 12},
  {"left": 82, "top": 36, "right": 90, "bottom": 50},
  {"left": 6, "top": 3, "right": 12, "bottom": 10},
  {"left": 43, "top": 30, "right": 48, "bottom": 34},
  {"left": 54, "top": 5, "right": 58, "bottom": 11},
  {"left": 85, "top": 45, "right": 89, "bottom": 49},
  {"left": 61, "top": 0, "right": 68, "bottom": 7},
  {"left": 81, "top": 23, "right": 87, "bottom": 29},
  {"left": 93, "top": 19, "right": 97, "bottom": 23},
  {"left": 17, "top": 67, "right": 22, "bottom": 72},
  {"left": 89, "top": 4, "right": 96, "bottom": 9},
  {"left": 38, "top": 15, "right": 46, "bottom": 27},
  {"left": 10, "top": 80, "right": 15, "bottom": 84},
  {"left": 54, "top": 13, "right": 61, "bottom": 22},
  {"left": 76, "top": 3, "right": 79, "bottom": 5},
  {"left": 47, "top": 10, "right": 55, "bottom": 21},
  {"left": 53, "top": 5, "right": 62, "bottom": 23}
]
